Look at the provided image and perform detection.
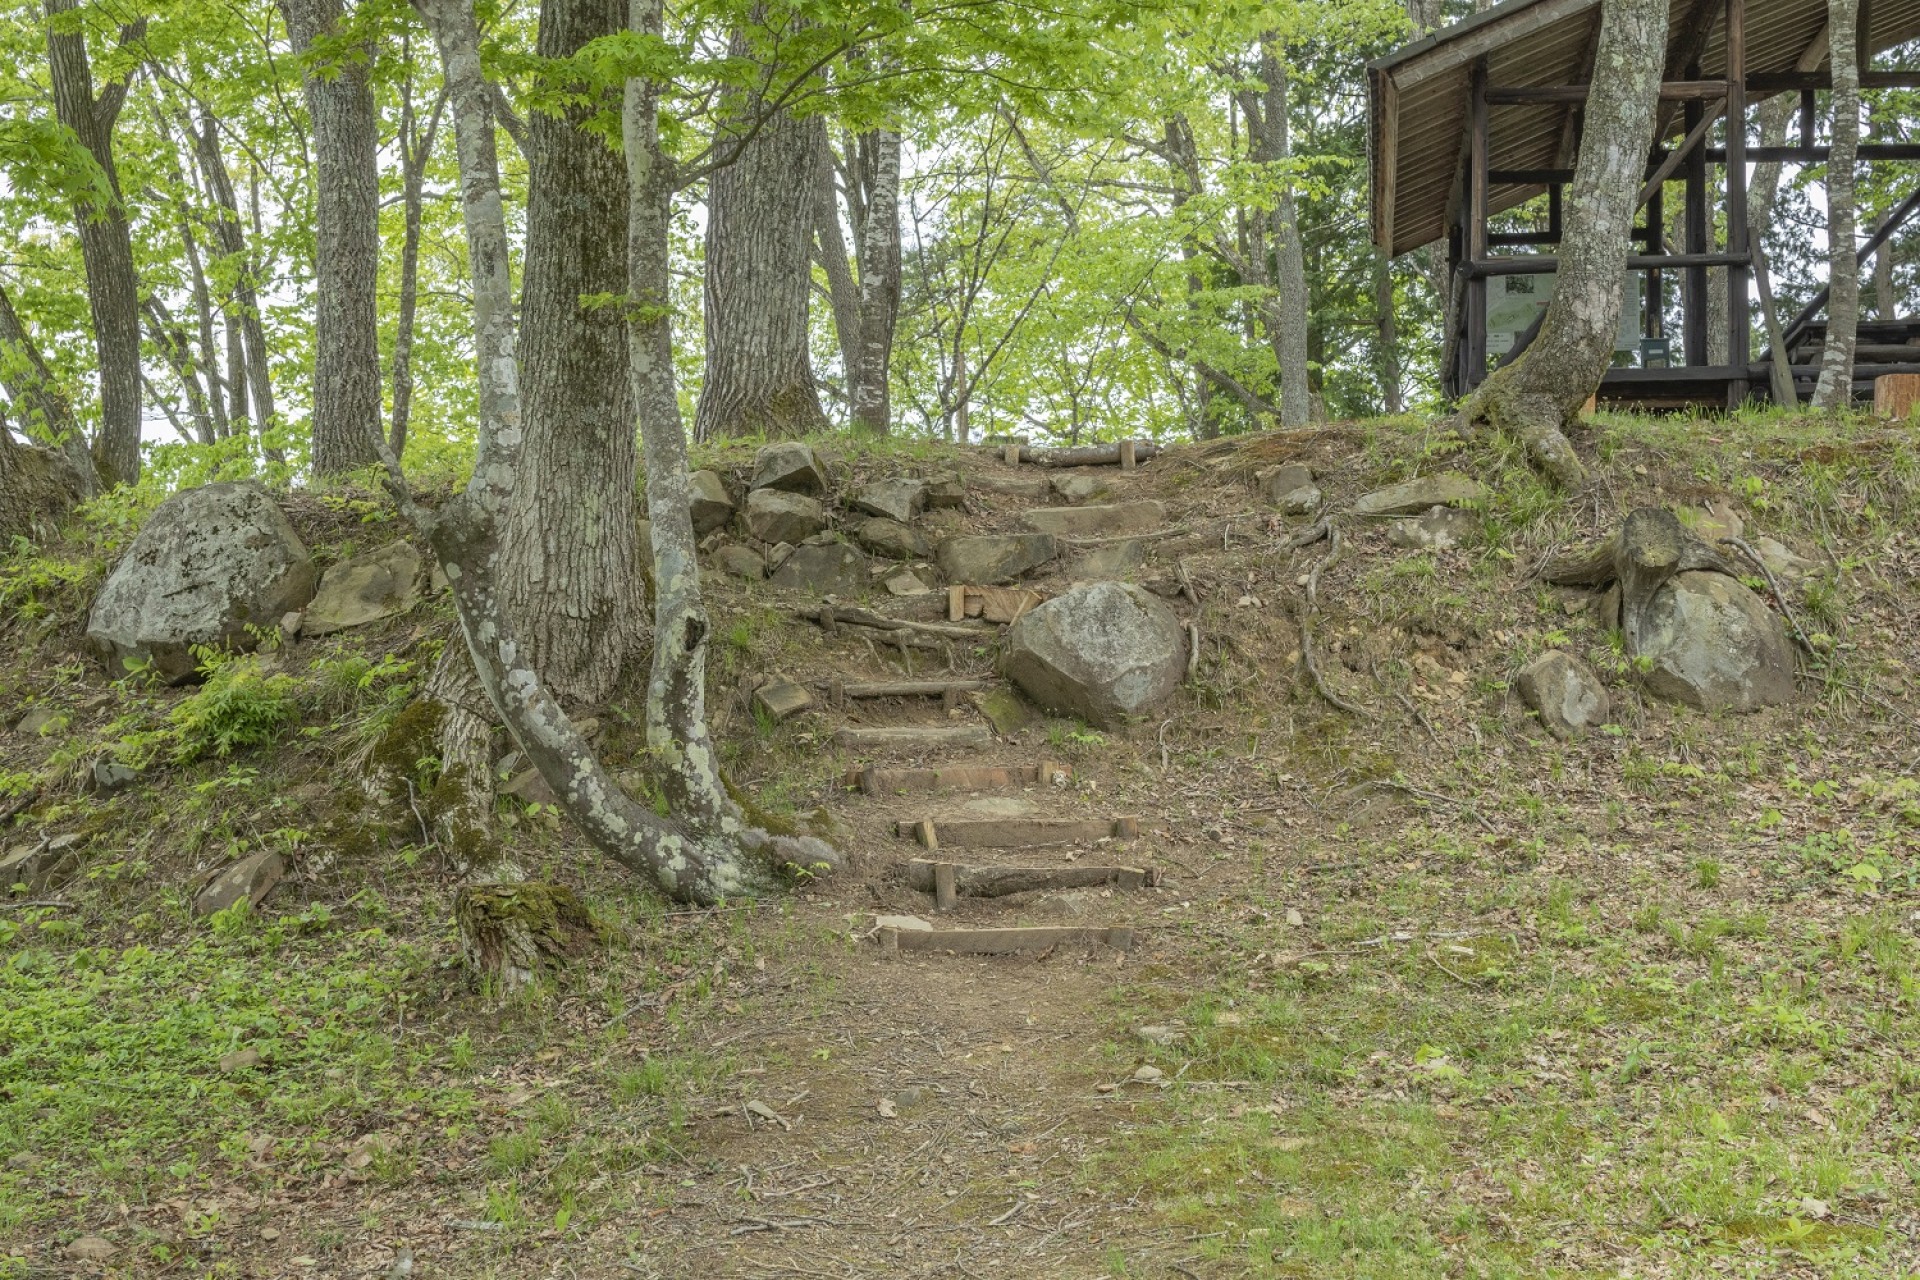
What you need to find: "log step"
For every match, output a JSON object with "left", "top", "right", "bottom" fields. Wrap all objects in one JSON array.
[
  {"left": 907, "top": 857, "right": 1158, "bottom": 907},
  {"left": 835, "top": 725, "right": 995, "bottom": 751},
  {"left": 878, "top": 924, "right": 1135, "bottom": 955},
  {"left": 895, "top": 816, "right": 1139, "bottom": 849},
  {"left": 842, "top": 760, "right": 1071, "bottom": 794},
  {"left": 999, "top": 440, "right": 1159, "bottom": 469},
  {"left": 825, "top": 678, "right": 992, "bottom": 710}
]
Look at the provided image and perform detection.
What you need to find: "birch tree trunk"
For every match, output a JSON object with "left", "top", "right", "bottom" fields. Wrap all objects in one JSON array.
[
  {"left": 1259, "top": 41, "right": 1312, "bottom": 428},
  {"left": 405, "top": 0, "right": 831, "bottom": 947},
  {"left": 1813, "top": 0, "right": 1861, "bottom": 409},
  {"left": 692, "top": 27, "right": 828, "bottom": 440},
  {"left": 44, "top": 0, "right": 141, "bottom": 488},
  {"left": 1464, "top": 0, "right": 1669, "bottom": 486},
  {"left": 498, "top": 0, "right": 643, "bottom": 710},
  {"left": 281, "top": 0, "right": 385, "bottom": 475}
]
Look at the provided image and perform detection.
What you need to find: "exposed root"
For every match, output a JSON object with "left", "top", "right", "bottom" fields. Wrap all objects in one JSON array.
[{"left": 1294, "top": 526, "right": 1375, "bottom": 720}]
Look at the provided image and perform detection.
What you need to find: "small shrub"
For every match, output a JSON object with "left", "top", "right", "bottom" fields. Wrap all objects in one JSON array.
[{"left": 168, "top": 650, "right": 301, "bottom": 763}]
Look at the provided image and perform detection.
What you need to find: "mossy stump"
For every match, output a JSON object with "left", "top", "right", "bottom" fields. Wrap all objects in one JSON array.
[{"left": 455, "top": 882, "right": 600, "bottom": 987}]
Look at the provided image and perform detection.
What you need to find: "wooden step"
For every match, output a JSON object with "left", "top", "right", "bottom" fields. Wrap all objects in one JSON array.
[
  {"left": 878, "top": 924, "right": 1135, "bottom": 956},
  {"left": 895, "top": 816, "right": 1139, "bottom": 849},
  {"left": 842, "top": 760, "right": 1071, "bottom": 794},
  {"left": 906, "top": 857, "right": 1158, "bottom": 908},
  {"left": 826, "top": 678, "right": 992, "bottom": 709},
  {"left": 835, "top": 725, "right": 994, "bottom": 751},
  {"left": 1000, "top": 440, "right": 1160, "bottom": 470}
]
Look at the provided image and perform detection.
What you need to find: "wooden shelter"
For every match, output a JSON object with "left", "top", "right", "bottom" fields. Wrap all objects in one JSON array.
[{"left": 1369, "top": 0, "right": 1920, "bottom": 408}]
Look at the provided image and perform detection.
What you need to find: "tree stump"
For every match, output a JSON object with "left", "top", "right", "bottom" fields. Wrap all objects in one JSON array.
[
  {"left": 455, "top": 882, "right": 601, "bottom": 988},
  {"left": 1545, "top": 507, "right": 1734, "bottom": 651},
  {"left": 1873, "top": 373, "right": 1920, "bottom": 418}
]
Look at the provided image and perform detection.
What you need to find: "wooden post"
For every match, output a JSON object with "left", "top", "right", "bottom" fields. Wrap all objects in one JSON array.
[
  {"left": 915, "top": 819, "right": 939, "bottom": 851},
  {"left": 1682, "top": 87, "right": 1709, "bottom": 366},
  {"left": 947, "top": 584, "right": 968, "bottom": 622},
  {"left": 1724, "top": 0, "right": 1751, "bottom": 408},
  {"left": 1002, "top": 444, "right": 1022, "bottom": 465},
  {"left": 1467, "top": 59, "right": 1490, "bottom": 387},
  {"left": 932, "top": 861, "right": 957, "bottom": 912},
  {"left": 1113, "top": 816, "right": 1140, "bottom": 840},
  {"left": 1874, "top": 373, "right": 1920, "bottom": 417},
  {"left": 1119, "top": 440, "right": 1137, "bottom": 471},
  {"left": 1645, "top": 182, "right": 1665, "bottom": 347},
  {"left": 879, "top": 925, "right": 900, "bottom": 957}
]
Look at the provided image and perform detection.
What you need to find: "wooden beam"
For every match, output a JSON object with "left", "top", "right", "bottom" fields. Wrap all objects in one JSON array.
[
  {"left": 1746, "top": 70, "right": 1920, "bottom": 91},
  {"left": 1486, "top": 79, "right": 1729, "bottom": 104},
  {"left": 1393, "top": 0, "right": 1601, "bottom": 89},
  {"left": 895, "top": 817, "right": 1141, "bottom": 848},
  {"left": 1706, "top": 143, "right": 1920, "bottom": 162},
  {"left": 843, "top": 760, "right": 1071, "bottom": 794},
  {"left": 1470, "top": 252, "right": 1749, "bottom": 277},
  {"left": 1779, "top": 183, "right": 1920, "bottom": 351},
  {"left": 1724, "top": 0, "right": 1750, "bottom": 407},
  {"left": 905, "top": 858, "right": 1159, "bottom": 897},
  {"left": 835, "top": 725, "right": 995, "bottom": 750},
  {"left": 1637, "top": 103, "right": 1723, "bottom": 208},
  {"left": 1375, "top": 71, "right": 1398, "bottom": 250},
  {"left": 879, "top": 924, "right": 1136, "bottom": 956}
]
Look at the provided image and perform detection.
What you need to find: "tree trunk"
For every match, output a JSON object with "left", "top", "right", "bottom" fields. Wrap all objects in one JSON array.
[
  {"left": 692, "top": 26, "right": 828, "bottom": 441},
  {"left": 812, "top": 126, "right": 862, "bottom": 404},
  {"left": 391, "top": 58, "right": 444, "bottom": 459},
  {"left": 1813, "top": 0, "right": 1861, "bottom": 409},
  {"left": 44, "top": 0, "right": 142, "bottom": 488},
  {"left": 0, "top": 417, "right": 83, "bottom": 543},
  {"left": 1374, "top": 249, "right": 1402, "bottom": 413},
  {"left": 497, "top": 0, "right": 643, "bottom": 711},
  {"left": 0, "top": 282, "right": 98, "bottom": 494},
  {"left": 849, "top": 127, "right": 901, "bottom": 435},
  {"left": 1262, "top": 42, "right": 1312, "bottom": 428},
  {"left": 1465, "top": 0, "right": 1669, "bottom": 485},
  {"left": 193, "top": 116, "right": 280, "bottom": 448},
  {"left": 406, "top": 0, "right": 833, "bottom": 936},
  {"left": 280, "top": 0, "right": 384, "bottom": 475}
]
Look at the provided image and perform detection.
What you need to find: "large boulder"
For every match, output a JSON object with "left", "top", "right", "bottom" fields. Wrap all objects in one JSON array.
[
  {"left": 1387, "top": 506, "right": 1477, "bottom": 551},
  {"left": 1516, "top": 650, "right": 1610, "bottom": 740},
  {"left": 1002, "top": 582, "right": 1187, "bottom": 727},
  {"left": 851, "top": 478, "right": 925, "bottom": 523},
  {"left": 303, "top": 540, "right": 424, "bottom": 636},
  {"left": 852, "top": 516, "right": 930, "bottom": 560},
  {"left": 87, "top": 482, "right": 315, "bottom": 683},
  {"left": 750, "top": 442, "right": 828, "bottom": 494},
  {"left": 769, "top": 541, "right": 869, "bottom": 594},
  {"left": 1637, "top": 570, "right": 1795, "bottom": 712},
  {"left": 688, "top": 469, "right": 735, "bottom": 534},
  {"left": 1258, "top": 464, "right": 1320, "bottom": 515},
  {"left": 936, "top": 533, "right": 1057, "bottom": 584},
  {"left": 745, "top": 489, "right": 827, "bottom": 545},
  {"left": 1354, "top": 471, "right": 1485, "bottom": 517}
]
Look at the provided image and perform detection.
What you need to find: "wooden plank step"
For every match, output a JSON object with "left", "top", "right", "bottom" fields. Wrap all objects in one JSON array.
[
  {"left": 906, "top": 858, "right": 1158, "bottom": 906},
  {"left": 842, "top": 760, "right": 1071, "bottom": 794},
  {"left": 879, "top": 924, "right": 1134, "bottom": 955},
  {"left": 895, "top": 816, "right": 1139, "bottom": 848},
  {"left": 835, "top": 725, "right": 994, "bottom": 751}
]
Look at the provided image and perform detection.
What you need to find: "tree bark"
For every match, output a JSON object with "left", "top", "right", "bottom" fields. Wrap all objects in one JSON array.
[
  {"left": 849, "top": 126, "right": 901, "bottom": 435},
  {"left": 496, "top": 0, "right": 643, "bottom": 711},
  {"left": 280, "top": 0, "right": 384, "bottom": 475},
  {"left": 1813, "top": 0, "right": 1860, "bottom": 409},
  {"left": 193, "top": 116, "right": 280, "bottom": 448},
  {"left": 692, "top": 25, "right": 827, "bottom": 441},
  {"left": 1464, "top": 0, "right": 1669, "bottom": 485},
  {"left": 391, "top": 54, "right": 444, "bottom": 459},
  {"left": 813, "top": 126, "right": 862, "bottom": 401},
  {"left": 1261, "top": 41, "right": 1312, "bottom": 429},
  {"left": 406, "top": 0, "right": 831, "bottom": 930},
  {"left": 44, "top": 0, "right": 142, "bottom": 488},
  {"left": 0, "top": 414, "right": 83, "bottom": 542},
  {"left": 0, "top": 282, "right": 98, "bottom": 494}
]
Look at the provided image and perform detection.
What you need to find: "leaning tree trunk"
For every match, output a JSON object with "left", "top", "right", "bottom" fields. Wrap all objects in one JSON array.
[
  {"left": 498, "top": 0, "right": 643, "bottom": 709},
  {"left": 194, "top": 116, "right": 280, "bottom": 447},
  {"left": 692, "top": 27, "right": 828, "bottom": 440},
  {"left": 0, "top": 417, "right": 84, "bottom": 543},
  {"left": 391, "top": 62, "right": 444, "bottom": 459},
  {"left": 1261, "top": 40, "right": 1312, "bottom": 429},
  {"left": 281, "top": 0, "right": 384, "bottom": 475},
  {"left": 406, "top": 0, "right": 834, "bottom": 970},
  {"left": 44, "top": 0, "right": 140, "bottom": 488},
  {"left": 813, "top": 126, "right": 862, "bottom": 405},
  {"left": 1465, "top": 0, "right": 1670, "bottom": 485},
  {"left": 0, "top": 283, "right": 97, "bottom": 495},
  {"left": 1812, "top": 0, "right": 1861, "bottom": 409}
]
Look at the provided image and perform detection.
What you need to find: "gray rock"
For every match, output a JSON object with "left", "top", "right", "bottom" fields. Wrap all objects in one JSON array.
[
  {"left": 769, "top": 542, "right": 870, "bottom": 595},
  {"left": 87, "top": 482, "right": 316, "bottom": 683},
  {"left": 936, "top": 533, "right": 1057, "bottom": 584},
  {"left": 1753, "top": 536, "right": 1816, "bottom": 584},
  {"left": 1258, "top": 464, "right": 1320, "bottom": 515},
  {"left": 1636, "top": 570, "right": 1796, "bottom": 712},
  {"left": 1386, "top": 505, "right": 1477, "bottom": 551},
  {"left": 852, "top": 516, "right": 931, "bottom": 560},
  {"left": 884, "top": 569, "right": 932, "bottom": 596},
  {"left": 502, "top": 767, "right": 555, "bottom": 806},
  {"left": 194, "top": 850, "right": 286, "bottom": 916},
  {"left": 1070, "top": 539, "right": 1147, "bottom": 580},
  {"left": 303, "top": 541, "right": 424, "bottom": 636},
  {"left": 851, "top": 478, "right": 926, "bottom": 523},
  {"left": 1516, "top": 650, "right": 1610, "bottom": 740},
  {"left": 1050, "top": 474, "right": 1109, "bottom": 503},
  {"left": 66, "top": 1237, "right": 117, "bottom": 1263},
  {"left": 1354, "top": 471, "right": 1486, "bottom": 517},
  {"left": 1002, "top": 582, "right": 1187, "bottom": 728},
  {"left": 713, "top": 544, "right": 767, "bottom": 580},
  {"left": 753, "top": 679, "right": 814, "bottom": 721},
  {"left": 89, "top": 758, "right": 140, "bottom": 795},
  {"left": 745, "top": 489, "right": 827, "bottom": 545},
  {"left": 13, "top": 705, "right": 58, "bottom": 736},
  {"left": 750, "top": 442, "right": 828, "bottom": 494},
  {"left": 0, "top": 835, "right": 83, "bottom": 895},
  {"left": 1023, "top": 500, "right": 1167, "bottom": 537},
  {"left": 923, "top": 471, "right": 967, "bottom": 509},
  {"left": 688, "top": 469, "right": 735, "bottom": 534}
]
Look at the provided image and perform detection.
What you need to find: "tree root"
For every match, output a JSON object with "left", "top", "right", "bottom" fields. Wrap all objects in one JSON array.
[{"left": 1293, "top": 526, "right": 1374, "bottom": 719}]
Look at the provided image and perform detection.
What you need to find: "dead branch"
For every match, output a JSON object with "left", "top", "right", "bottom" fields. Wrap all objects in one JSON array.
[{"left": 1718, "top": 535, "right": 1816, "bottom": 656}]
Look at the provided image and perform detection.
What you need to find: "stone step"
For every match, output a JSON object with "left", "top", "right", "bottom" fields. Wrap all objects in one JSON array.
[
  {"left": 895, "top": 816, "right": 1140, "bottom": 849},
  {"left": 834, "top": 725, "right": 995, "bottom": 751},
  {"left": 841, "top": 760, "right": 1072, "bottom": 794},
  {"left": 877, "top": 923, "right": 1135, "bottom": 956},
  {"left": 1022, "top": 500, "right": 1167, "bottom": 538},
  {"left": 905, "top": 857, "right": 1158, "bottom": 909}
]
